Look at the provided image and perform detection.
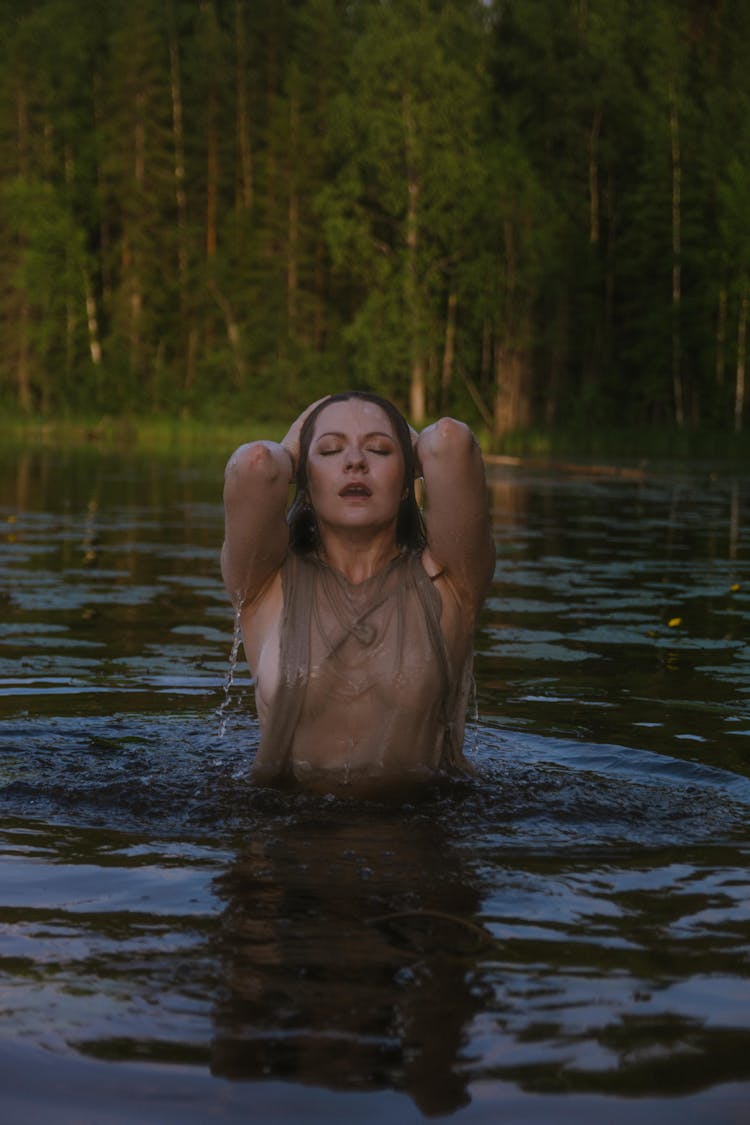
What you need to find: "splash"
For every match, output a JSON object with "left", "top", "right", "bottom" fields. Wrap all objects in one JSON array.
[
  {"left": 217, "top": 605, "right": 243, "bottom": 738},
  {"left": 465, "top": 671, "right": 480, "bottom": 758}
]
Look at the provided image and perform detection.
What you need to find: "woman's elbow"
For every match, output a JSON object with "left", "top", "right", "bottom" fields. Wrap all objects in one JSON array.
[
  {"left": 224, "top": 441, "right": 289, "bottom": 494},
  {"left": 422, "top": 417, "right": 478, "bottom": 462}
]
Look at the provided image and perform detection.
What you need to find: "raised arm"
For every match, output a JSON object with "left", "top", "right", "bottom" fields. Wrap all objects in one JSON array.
[
  {"left": 416, "top": 418, "right": 495, "bottom": 615},
  {"left": 221, "top": 440, "right": 292, "bottom": 609},
  {"left": 221, "top": 398, "right": 327, "bottom": 608}
]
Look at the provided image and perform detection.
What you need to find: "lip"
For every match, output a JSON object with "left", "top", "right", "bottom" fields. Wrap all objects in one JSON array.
[{"left": 339, "top": 482, "right": 372, "bottom": 498}]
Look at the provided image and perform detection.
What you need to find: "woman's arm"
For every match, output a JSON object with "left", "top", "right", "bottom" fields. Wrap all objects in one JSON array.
[
  {"left": 221, "top": 440, "right": 292, "bottom": 609},
  {"left": 221, "top": 398, "right": 327, "bottom": 608},
  {"left": 416, "top": 418, "right": 495, "bottom": 615}
]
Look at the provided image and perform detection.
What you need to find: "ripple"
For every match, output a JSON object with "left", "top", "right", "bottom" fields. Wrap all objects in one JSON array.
[{"left": 1, "top": 712, "right": 748, "bottom": 853}]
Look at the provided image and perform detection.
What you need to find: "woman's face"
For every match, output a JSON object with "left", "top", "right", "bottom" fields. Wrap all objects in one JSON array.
[{"left": 305, "top": 399, "right": 406, "bottom": 539}]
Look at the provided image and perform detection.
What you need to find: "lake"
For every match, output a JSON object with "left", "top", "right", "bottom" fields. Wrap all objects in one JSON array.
[{"left": 1, "top": 446, "right": 749, "bottom": 1124}]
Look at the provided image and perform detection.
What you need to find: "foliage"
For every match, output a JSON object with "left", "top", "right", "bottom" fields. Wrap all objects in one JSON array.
[{"left": 1, "top": 0, "right": 749, "bottom": 443}]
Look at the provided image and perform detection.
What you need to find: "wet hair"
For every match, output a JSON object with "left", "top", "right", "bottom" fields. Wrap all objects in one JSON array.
[{"left": 287, "top": 391, "right": 426, "bottom": 554}]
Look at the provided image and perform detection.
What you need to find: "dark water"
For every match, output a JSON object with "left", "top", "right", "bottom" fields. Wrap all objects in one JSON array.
[{"left": 1, "top": 448, "right": 749, "bottom": 1124}]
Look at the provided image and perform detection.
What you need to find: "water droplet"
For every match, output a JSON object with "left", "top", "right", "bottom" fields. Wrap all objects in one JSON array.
[{"left": 217, "top": 606, "right": 243, "bottom": 738}]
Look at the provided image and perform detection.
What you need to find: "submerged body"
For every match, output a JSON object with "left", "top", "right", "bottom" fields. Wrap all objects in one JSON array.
[
  {"left": 251, "top": 551, "right": 473, "bottom": 791},
  {"left": 222, "top": 394, "right": 494, "bottom": 794}
]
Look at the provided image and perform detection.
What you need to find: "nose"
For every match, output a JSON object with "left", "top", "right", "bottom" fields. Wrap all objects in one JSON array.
[{"left": 344, "top": 445, "right": 367, "bottom": 471}]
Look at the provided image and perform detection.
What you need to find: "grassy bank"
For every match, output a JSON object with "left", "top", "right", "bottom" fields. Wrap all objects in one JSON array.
[
  {"left": 2, "top": 412, "right": 749, "bottom": 464},
  {"left": 481, "top": 424, "right": 750, "bottom": 463},
  {"left": 0, "top": 414, "right": 280, "bottom": 456}
]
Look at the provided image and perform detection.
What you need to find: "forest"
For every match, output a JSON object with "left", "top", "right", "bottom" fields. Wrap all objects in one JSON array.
[{"left": 1, "top": 0, "right": 749, "bottom": 448}]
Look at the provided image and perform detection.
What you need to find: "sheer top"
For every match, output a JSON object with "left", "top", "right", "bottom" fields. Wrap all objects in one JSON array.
[{"left": 250, "top": 550, "right": 473, "bottom": 793}]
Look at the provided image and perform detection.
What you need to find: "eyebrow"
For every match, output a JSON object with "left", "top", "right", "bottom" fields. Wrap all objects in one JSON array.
[{"left": 315, "top": 430, "right": 395, "bottom": 441}]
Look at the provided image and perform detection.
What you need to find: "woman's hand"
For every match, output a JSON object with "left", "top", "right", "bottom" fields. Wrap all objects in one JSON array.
[{"left": 281, "top": 397, "right": 329, "bottom": 479}]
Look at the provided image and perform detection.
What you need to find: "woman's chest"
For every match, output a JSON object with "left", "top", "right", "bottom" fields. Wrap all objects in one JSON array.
[{"left": 304, "top": 595, "right": 443, "bottom": 706}]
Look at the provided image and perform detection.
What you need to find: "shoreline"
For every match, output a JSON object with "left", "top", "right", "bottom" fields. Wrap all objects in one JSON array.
[{"left": 0, "top": 414, "right": 748, "bottom": 467}]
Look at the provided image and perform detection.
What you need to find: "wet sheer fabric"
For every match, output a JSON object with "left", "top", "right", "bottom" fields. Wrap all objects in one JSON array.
[{"left": 251, "top": 551, "right": 473, "bottom": 792}]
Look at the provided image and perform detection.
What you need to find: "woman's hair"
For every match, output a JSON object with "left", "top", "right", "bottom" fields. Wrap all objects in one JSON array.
[{"left": 287, "top": 391, "right": 426, "bottom": 554}]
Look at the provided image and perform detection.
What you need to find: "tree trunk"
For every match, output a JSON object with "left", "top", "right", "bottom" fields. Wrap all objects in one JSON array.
[
  {"left": 16, "top": 84, "right": 28, "bottom": 173},
  {"left": 589, "top": 107, "right": 601, "bottom": 245},
  {"left": 729, "top": 481, "right": 739, "bottom": 561},
  {"left": 410, "top": 356, "right": 426, "bottom": 424},
  {"left": 167, "top": 0, "right": 190, "bottom": 389},
  {"left": 481, "top": 317, "right": 492, "bottom": 389},
  {"left": 93, "top": 74, "right": 112, "bottom": 306},
  {"left": 65, "top": 294, "right": 75, "bottom": 383},
  {"left": 493, "top": 346, "right": 529, "bottom": 439},
  {"left": 287, "top": 188, "right": 298, "bottom": 333},
  {"left": 186, "top": 325, "right": 197, "bottom": 392},
  {"left": 210, "top": 281, "right": 245, "bottom": 387},
  {"left": 313, "top": 237, "right": 326, "bottom": 349},
  {"left": 15, "top": 86, "right": 32, "bottom": 412},
  {"left": 130, "top": 283, "right": 142, "bottom": 374},
  {"left": 167, "top": 0, "right": 188, "bottom": 288},
  {"left": 84, "top": 272, "right": 103, "bottom": 369},
  {"left": 17, "top": 299, "right": 32, "bottom": 414},
  {"left": 440, "top": 291, "right": 457, "bottom": 410},
  {"left": 129, "top": 95, "right": 145, "bottom": 373},
  {"left": 735, "top": 286, "right": 747, "bottom": 434},
  {"left": 493, "top": 218, "right": 530, "bottom": 438},
  {"left": 716, "top": 284, "right": 727, "bottom": 387},
  {"left": 670, "top": 83, "right": 684, "bottom": 428},
  {"left": 287, "top": 91, "right": 299, "bottom": 336},
  {"left": 235, "top": 1, "right": 253, "bottom": 213},
  {"left": 63, "top": 145, "right": 76, "bottom": 385},
  {"left": 402, "top": 90, "right": 424, "bottom": 424},
  {"left": 206, "top": 88, "right": 218, "bottom": 261}
]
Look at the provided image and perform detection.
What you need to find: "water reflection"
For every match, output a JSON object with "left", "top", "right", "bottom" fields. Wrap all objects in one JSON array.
[
  {"left": 730, "top": 479, "right": 741, "bottom": 561},
  {"left": 483, "top": 464, "right": 750, "bottom": 769},
  {"left": 2, "top": 448, "right": 750, "bottom": 1119},
  {"left": 211, "top": 808, "right": 487, "bottom": 1115},
  {"left": 472, "top": 839, "right": 750, "bottom": 1099}
]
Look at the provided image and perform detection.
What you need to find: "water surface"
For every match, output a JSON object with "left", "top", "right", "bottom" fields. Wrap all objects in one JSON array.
[{"left": 1, "top": 448, "right": 749, "bottom": 1123}]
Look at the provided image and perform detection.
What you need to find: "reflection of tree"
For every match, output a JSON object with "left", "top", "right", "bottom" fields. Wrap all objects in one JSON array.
[
  {"left": 486, "top": 1018, "right": 750, "bottom": 1099},
  {"left": 210, "top": 806, "right": 489, "bottom": 1116}
]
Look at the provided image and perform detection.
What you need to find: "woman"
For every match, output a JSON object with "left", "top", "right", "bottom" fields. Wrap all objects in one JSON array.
[{"left": 221, "top": 392, "right": 495, "bottom": 794}]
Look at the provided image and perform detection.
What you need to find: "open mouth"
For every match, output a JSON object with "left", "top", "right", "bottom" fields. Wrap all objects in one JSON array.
[{"left": 339, "top": 483, "right": 372, "bottom": 498}]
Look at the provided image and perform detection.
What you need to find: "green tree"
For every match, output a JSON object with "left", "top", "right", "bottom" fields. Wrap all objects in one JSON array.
[
  {"left": 702, "top": 4, "right": 750, "bottom": 432},
  {"left": 1, "top": 0, "right": 749, "bottom": 441},
  {"left": 97, "top": 0, "right": 176, "bottom": 407},
  {"left": 319, "top": 0, "right": 489, "bottom": 423},
  {"left": 0, "top": 0, "right": 104, "bottom": 412}
]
